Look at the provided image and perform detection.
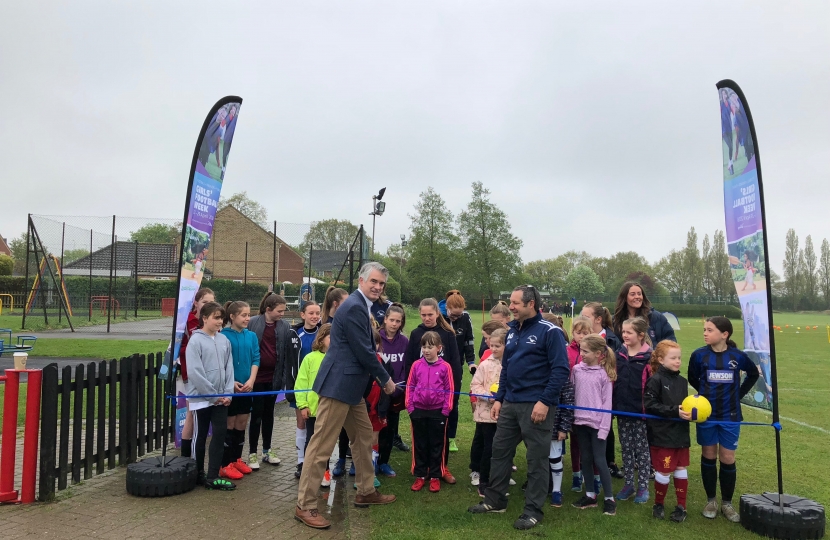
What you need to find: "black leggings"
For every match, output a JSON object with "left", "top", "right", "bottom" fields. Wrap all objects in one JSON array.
[
  {"left": 248, "top": 382, "right": 277, "bottom": 454},
  {"left": 575, "top": 424, "right": 612, "bottom": 498},
  {"left": 194, "top": 405, "right": 228, "bottom": 480},
  {"left": 378, "top": 410, "right": 400, "bottom": 466},
  {"left": 607, "top": 422, "right": 616, "bottom": 464},
  {"left": 338, "top": 428, "right": 350, "bottom": 460}
]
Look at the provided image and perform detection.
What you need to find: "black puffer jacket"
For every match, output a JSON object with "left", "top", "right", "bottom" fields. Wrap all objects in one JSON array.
[
  {"left": 643, "top": 366, "right": 690, "bottom": 448},
  {"left": 404, "top": 323, "right": 462, "bottom": 391}
]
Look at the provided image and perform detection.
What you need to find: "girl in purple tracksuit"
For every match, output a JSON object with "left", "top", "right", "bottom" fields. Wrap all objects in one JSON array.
[
  {"left": 406, "top": 331, "right": 454, "bottom": 493},
  {"left": 571, "top": 334, "right": 618, "bottom": 515},
  {"left": 377, "top": 304, "right": 410, "bottom": 476}
]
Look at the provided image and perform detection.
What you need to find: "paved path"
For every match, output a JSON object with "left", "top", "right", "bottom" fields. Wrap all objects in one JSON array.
[
  {"left": 0, "top": 413, "right": 367, "bottom": 539},
  {"left": 30, "top": 319, "right": 172, "bottom": 340}
]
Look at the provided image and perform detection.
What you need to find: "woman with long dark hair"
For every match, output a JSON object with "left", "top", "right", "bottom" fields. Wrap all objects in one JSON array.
[{"left": 612, "top": 282, "right": 676, "bottom": 346}]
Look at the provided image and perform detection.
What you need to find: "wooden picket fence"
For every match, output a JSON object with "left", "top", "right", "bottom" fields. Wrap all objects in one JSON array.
[{"left": 37, "top": 352, "right": 174, "bottom": 501}]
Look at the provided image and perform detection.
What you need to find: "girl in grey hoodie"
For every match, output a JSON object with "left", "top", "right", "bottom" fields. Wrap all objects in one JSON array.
[{"left": 186, "top": 302, "right": 236, "bottom": 490}]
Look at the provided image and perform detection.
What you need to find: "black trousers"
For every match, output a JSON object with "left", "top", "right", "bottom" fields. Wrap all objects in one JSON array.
[
  {"left": 411, "top": 415, "right": 447, "bottom": 479},
  {"left": 378, "top": 409, "right": 400, "bottom": 466},
  {"left": 248, "top": 382, "right": 277, "bottom": 454},
  {"left": 194, "top": 405, "right": 228, "bottom": 480},
  {"left": 338, "top": 428, "right": 350, "bottom": 460},
  {"left": 607, "top": 422, "right": 616, "bottom": 464},
  {"left": 447, "top": 393, "right": 461, "bottom": 438},
  {"left": 575, "top": 424, "right": 612, "bottom": 497},
  {"left": 469, "top": 422, "right": 497, "bottom": 484}
]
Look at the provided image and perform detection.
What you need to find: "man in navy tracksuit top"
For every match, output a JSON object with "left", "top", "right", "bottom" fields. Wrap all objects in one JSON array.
[{"left": 469, "top": 285, "right": 570, "bottom": 530}]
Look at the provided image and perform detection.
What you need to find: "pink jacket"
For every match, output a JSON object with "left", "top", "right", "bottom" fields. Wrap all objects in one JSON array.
[
  {"left": 406, "top": 358, "right": 454, "bottom": 417},
  {"left": 469, "top": 356, "right": 501, "bottom": 423},
  {"left": 567, "top": 341, "right": 581, "bottom": 370},
  {"left": 571, "top": 362, "right": 613, "bottom": 440}
]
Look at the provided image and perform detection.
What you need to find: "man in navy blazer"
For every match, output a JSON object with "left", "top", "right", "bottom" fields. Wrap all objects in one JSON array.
[{"left": 296, "top": 262, "right": 397, "bottom": 529}]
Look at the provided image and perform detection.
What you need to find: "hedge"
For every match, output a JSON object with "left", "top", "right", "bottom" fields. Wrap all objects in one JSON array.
[{"left": 651, "top": 303, "right": 742, "bottom": 319}]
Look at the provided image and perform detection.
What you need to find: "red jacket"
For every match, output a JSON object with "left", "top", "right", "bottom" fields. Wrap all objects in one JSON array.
[
  {"left": 178, "top": 311, "right": 200, "bottom": 381},
  {"left": 567, "top": 341, "right": 581, "bottom": 370}
]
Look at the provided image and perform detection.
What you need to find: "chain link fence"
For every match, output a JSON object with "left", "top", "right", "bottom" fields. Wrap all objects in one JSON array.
[{"left": 10, "top": 214, "right": 314, "bottom": 334}]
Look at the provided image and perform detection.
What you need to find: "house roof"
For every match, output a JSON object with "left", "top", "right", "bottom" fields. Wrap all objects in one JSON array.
[
  {"left": 64, "top": 242, "right": 178, "bottom": 275},
  {"left": 0, "top": 235, "right": 11, "bottom": 257},
  {"left": 309, "top": 249, "right": 347, "bottom": 274}
]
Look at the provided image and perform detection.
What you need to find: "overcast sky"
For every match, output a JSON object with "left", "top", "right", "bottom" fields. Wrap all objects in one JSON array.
[{"left": 2, "top": 1, "right": 828, "bottom": 274}]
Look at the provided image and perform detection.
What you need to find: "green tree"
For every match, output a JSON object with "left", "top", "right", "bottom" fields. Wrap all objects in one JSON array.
[
  {"left": 129, "top": 223, "right": 179, "bottom": 244},
  {"left": 655, "top": 250, "right": 688, "bottom": 299},
  {"left": 820, "top": 239, "right": 830, "bottom": 309},
  {"left": 218, "top": 191, "right": 269, "bottom": 228},
  {"left": 0, "top": 254, "right": 12, "bottom": 276},
  {"left": 701, "top": 233, "right": 714, "bottom": 296},
  {"left": 62, "top": 248, "right": 90, "bottom": 265},
  {"left": 457, "top": 182, "right": 523, "bottom": 302},
  {"left": 299, "top": 219, "right": 363, "bottom": 259},
  {"left": 782, "top": 229, "right": 800, "bottom": 309},
  {"left": 803, "top": 235, "right": 818, "bottom": 305},
  {"left": 407, "top": 187, "right": 460, "bottom": 298},
  {"left": 564, "top": 265, "right": 604, "bottom": 300},
  {"left": 711, "top": 230, "right": 732, "bottom": 300},
  {"left": 9, "top": 232, "right": 30, "bottom": 275},
  {"left": 682, "top": 227, "right": 703, "bottom": 297},
  {"left": 593, "top": 251, "right": 651, "bottom": 293},
  {"left": 525, "top": 258, "right": 570, "bottom": 293}
]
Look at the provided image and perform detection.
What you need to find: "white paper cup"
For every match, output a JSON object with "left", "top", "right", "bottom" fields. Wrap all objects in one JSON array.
[{"left": 13, "top": 352, "right": 27, "bottom": 370}]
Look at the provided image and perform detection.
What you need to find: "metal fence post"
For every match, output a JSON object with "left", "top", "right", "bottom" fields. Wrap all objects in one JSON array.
[
  {"left": 106, "top": 215, "right": 115, "bottom": 332},
  {"left": 134, "top": 241, "right": 139, "bottom": 318}
]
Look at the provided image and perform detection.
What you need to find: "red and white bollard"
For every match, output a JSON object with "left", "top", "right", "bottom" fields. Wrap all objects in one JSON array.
[{"left": 0, "top": 369, "right": 42, "bottom": 504}]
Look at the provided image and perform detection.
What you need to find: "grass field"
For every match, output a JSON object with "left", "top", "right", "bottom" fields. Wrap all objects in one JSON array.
[{"left": 366, "top": 312, "right": 829, "bottom": 539}]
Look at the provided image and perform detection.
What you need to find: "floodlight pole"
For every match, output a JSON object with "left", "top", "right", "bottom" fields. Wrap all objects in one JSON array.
[{"left": 371, "top": 196, "right": 377, "bottom": 261}]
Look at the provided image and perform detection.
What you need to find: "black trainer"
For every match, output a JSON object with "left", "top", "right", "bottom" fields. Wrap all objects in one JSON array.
[
  {"left": 204, "top": 477, "right": 236, "bottom": 491},
  {"left": 670, "top": 505, "right": 687, "bottom": 523},
  {"left": 608, "top": 463, "right": 624, "bottom": 479},
  {"left": 653, "top": 503, "right": 665, "bottom": 519},
  {"left": 392, "top": 435, "right": 410, "bottom": 452},
  {"left": 603, "top": 499, "right": 617, "bottom": 516},
  {"left": 468, "top": 502, "right": 507, "bottom": 514},
  {"left": 513, "top": 513, "right": 540, "bottom": 530},
  {"left": 572, "top": 495, "right": 598, "bottom": 509},
  {"left": 294, "top": 463, "right": 303, "bottom": 479}
]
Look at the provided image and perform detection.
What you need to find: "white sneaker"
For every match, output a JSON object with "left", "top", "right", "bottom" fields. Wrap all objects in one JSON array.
[
  {"left": 470, "top": 472, "right": 480, "bottom": 486},
  {"left": 247, "top": 453, "right": 260, "bottom": 470},
  {"left": 509, "top": 478, "right": 516, "bottom": 486},
  {"left": 321, "top": 469, "right": 332, "bottom": 488},
  {"left": 263, "top": 450, "right": 281, "bottom": 465}
]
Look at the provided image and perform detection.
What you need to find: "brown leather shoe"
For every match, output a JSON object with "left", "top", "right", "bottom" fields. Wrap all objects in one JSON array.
[
  {"left": 354, "top": 489, "right": 397, "bottom": 507},
  {"left": 294, "top": 506, "right": 331, "bottom": 529},
  {"left": 442, "top": 471, "right": 457, "bottom": 484}
]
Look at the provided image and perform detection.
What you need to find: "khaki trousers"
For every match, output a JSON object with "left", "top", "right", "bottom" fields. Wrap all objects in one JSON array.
[{"left": 297, "top": 397, "right": 375, "bottom": 509}]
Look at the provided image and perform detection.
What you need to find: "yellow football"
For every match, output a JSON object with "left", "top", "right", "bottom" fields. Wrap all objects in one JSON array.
[{"left": 681, "top": 394, "right": 712, "bottom": 423}]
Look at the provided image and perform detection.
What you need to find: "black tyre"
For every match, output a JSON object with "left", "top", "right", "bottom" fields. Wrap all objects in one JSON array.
[
  {"left": 126, "top": 456, "right": 198, "bottom": 497},
  {"left": 740, "top": 492, "right": 825, "bottom": 539}
]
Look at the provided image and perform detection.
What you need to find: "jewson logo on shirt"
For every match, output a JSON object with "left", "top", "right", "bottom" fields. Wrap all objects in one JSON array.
[{"left": 707, "top": 370, "right": 734, "bottom": 383}]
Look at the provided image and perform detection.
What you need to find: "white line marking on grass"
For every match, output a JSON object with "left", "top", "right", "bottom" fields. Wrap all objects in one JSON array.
[{"left": 745, "top": 407, "right": 830, "bottom": 435}]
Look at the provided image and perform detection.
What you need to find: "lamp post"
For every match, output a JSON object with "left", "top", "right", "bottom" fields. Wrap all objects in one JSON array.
[
  {"left": 369, "top": 187, "right": 386, "bottom": 260},
  {"left": 399, "top": 234, "right": 407, "bottom": 295}
]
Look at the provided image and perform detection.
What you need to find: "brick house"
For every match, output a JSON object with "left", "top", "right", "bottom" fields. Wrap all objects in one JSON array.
[
  {"left": 0, "top": 235, "right": 11, "bottom": 257},
  {"left": 210, "top": 206, "right": 305, "bottom": 284}
]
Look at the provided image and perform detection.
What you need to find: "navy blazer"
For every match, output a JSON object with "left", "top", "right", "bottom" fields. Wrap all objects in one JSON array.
[{"left": 313, "top": 290, "right": 392, "bottom": 405}]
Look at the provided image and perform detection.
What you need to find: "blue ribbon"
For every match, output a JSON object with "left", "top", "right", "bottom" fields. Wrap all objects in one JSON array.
[{"left": 172, "top": 384, "right": 782, "bottom": 431}]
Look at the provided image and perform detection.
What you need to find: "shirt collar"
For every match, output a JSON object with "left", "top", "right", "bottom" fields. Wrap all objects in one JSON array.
[{"left": 356, "top": 289, "right": 373, "bottom": 313}]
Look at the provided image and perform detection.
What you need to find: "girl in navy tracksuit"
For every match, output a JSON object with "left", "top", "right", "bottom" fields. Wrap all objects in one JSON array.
[
  {"left": 687, "top": 316, "right": 759, "bottom": 522},
  {"left": 290, "top": 301, "right": 321, "bottom": 477},
  {"left": 613, "top": 316, "right": 653, "bottom": 503}
]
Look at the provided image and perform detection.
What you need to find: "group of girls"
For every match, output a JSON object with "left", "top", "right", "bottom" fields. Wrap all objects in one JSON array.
[
  {"left": 179, "top": 288, "right": 299, "bottom": 491},
  {"left": 555, "top": 282, "right": 759, "bottom": 524}
]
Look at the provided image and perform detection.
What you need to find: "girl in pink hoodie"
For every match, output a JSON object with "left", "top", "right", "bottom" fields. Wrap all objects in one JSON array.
[
  {"left": 406, "top": 331, "right": 454, "bottom": 493},
  {"left": 468, "top": 328, "right": 506, "bottom": 496},
  {"left": 571, "top": 334, "right": 617, "bottom": 516}
]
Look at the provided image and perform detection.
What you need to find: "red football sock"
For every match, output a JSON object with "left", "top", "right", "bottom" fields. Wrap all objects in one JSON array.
[
  {"left": 654, "top": 479, "right": 668, "bottom": 505},
  {"left": 674, "top": 475, "right": 688, "bottom": 508},
  {"left": 372, "top": 444, "right": 379, "bottom": 453}
]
